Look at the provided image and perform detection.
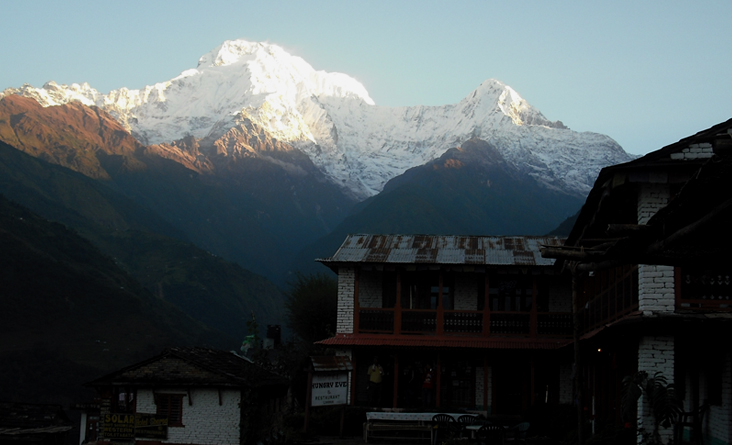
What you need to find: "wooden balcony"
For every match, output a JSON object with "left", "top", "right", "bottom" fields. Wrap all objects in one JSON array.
[{"left": 357, "top": 308, "right": 572, "bottom": 338}]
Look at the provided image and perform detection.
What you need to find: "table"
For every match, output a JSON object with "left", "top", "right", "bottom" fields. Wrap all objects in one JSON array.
[{"left": 364, "top": 412, "right": 478, "bottom": 443}]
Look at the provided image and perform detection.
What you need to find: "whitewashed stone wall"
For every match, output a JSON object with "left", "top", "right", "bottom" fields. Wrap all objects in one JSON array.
[
  {"left": 337, "top": 267, "right": 355, "bottom": 334},
  {"left": 637, "top": 183, "right": 676, "bottom": 315},
  {"left": 137, "top": 388, "right": 241, "bottom": 445},
  {"left": 637, "top": 336, "right": 674, "bottom": 444},
  {"left": 638, "top": 265, "right": 675, "bottom": 314},
  {"left": 454, "top": 275, "right": 479, "bottom": 310},
  {"left": 358, "top": 271, "right": 382, "bottom": 308},
  {"left": 669, "top": 143, "right": 714, "bottom": 160},
  {"left": 705, "top": 353, "right": 731, "bottom": 445},
  {"left": 637, "top": 183, "right": 670, "bottom": 225},
  {"left": 559, "top": 363, "right": 573, "bottom": 404},
  {"left": 475, "top": 366, "right": 492, "bottom": 412}
]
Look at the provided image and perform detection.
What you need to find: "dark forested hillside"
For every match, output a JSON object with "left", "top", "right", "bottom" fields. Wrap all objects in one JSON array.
[
  {"left": 293, "top": 139, "right": 584, "bottom": 275},
  {"left": 0, "top": 141, "right": 286, "bottom": 339},
  {"left": 0, "top": 195, "right": 232, "bottom": 405}
]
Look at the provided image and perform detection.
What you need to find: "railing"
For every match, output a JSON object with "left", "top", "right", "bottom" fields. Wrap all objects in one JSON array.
[
  {"left": 490, "top": 312, "right": 530, "bottom": 335},
  {"left": 444, "top": 311, "right": 483, "bottom": 334},
  {"left": 357, "top": 308, "right": 571, "bottom": 337},
  {"left": 678, "top": 268, "right": 732, "bottom": 311},
  {"left": 537, "top": 313, "right": 573, "bottom": 336},
  {"left": 579, "top": 265, "right": 638, "bottom": 334},
  {"left": 401, "top": 310, "right": 436, "bottom": 333},
  {"left": 359, "top": 309, "right": 394, "bottom": 333}
]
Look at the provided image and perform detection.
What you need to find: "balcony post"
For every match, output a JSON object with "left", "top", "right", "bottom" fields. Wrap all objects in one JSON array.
[
  {"left": 530, "top": 276, "right": 538, "bottom": 337},
  {"left": 395, "top": 271, "right": 402, "bottom": 334},
  {"left": 437, "top": 272, "right": 444, "bottom": 335},
  {"left": 483, "top": 274, "right": 491, "bottom": 337},
  {"left": 354, "top": 268, "right": 360, "bottom": 334}
]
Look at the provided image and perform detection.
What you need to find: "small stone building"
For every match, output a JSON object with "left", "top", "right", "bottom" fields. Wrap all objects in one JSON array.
[{"left": 86, "top": 347, "right": 288, "bottom": 445}]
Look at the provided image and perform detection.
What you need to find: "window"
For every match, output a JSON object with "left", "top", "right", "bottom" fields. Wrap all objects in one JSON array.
[
  {"left": 489, "top": 276, "right": 532, "bottom": 312},
  {"left": 112, "top": 387, "right": 136, "bottom": 413},
  {"left": 155, "top": 394, "right": 184, "bottom": 426}
]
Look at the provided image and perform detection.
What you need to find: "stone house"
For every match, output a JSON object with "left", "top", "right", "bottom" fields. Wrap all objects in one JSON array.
[
  {"left": 86, "top": 347, "right": 288, "bottom": 445},
  {"left": 543, "top": 118, "right": 732, "bottom": 444},
  {"left": 317, "top": 234, "right": 575, "bottom": 415}
]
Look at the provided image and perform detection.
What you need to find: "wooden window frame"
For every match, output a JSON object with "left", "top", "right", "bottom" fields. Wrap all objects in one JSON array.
[{"left": 155, "top": 393, "right": 184, "bottom": 427}]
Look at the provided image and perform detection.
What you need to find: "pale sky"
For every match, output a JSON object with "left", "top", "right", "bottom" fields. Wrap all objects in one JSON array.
[{"left": 2, "top": 0, "right": 730, "bottom": 155}]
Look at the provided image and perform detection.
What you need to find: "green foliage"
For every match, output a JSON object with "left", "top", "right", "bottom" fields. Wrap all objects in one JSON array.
[
  {"left": 621, "top": 371, "right": 682, "bottom": 445},
  {"left": 285, "top": 273, "right": 337, "bottom": 344}
]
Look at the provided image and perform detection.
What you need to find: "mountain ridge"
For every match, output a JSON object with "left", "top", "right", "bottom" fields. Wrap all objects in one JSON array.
[{"left": 2, "top": 39, "right": 633, "bottom": 200}]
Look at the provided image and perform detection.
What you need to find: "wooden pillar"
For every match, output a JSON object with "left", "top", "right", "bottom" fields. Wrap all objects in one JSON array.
[
  {"left": 530, "top": 357, "right": 536, "bottom": 406},
  {"left": 395, "top": 271, "right": 402, "bottom": 334},
  {"left": 530, "top": 275, "right": 538, "bottom": 337},
  {"left": 392, "top": 354, "right": 400, "bottom": 408},
  {"left": 435, "top": 352, "right": 442, "bottom": 408},
  {"left": 354, "top": 268, "right": 360, "bottom": 334},
  {"left": 483, "top": 355, "right": 489, "bottom": 412},
  {"left": 350, "top": 354, "right": 357, "bottom": 406},
  {"left": 483, "top": 274, "right": 491, "bottom": 337},
  {"left": 572, "top": 265, "right": 585, "bottom": 445},
  {"left": 437, "top": 271, "right": 444, "bottom": 335}
]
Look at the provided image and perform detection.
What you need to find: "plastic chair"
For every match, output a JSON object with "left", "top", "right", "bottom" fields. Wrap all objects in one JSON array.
[
  {"left": 432, "top": 414, "right": 458, "bottom": 445},
  {"left": 457, "top": 415, "right": 481, "bottom": 438},
  {"left": 476, "top": 423, "right": 505, "bottom": 445},
  {"left": 505, "top": 422, "right": 529, "bottom": 443}
]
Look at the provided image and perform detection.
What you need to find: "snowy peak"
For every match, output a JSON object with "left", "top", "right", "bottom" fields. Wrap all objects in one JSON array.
[{"left": 2, "top": 39, "right": 632, "bottom": 200}]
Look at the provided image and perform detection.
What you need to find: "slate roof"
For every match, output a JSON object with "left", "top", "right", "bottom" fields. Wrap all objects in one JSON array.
[
  {"left": 318, "top": 234, "right": 565, "bottom": 268},
  {"left": 87, "top": 347, "right": 287, "bottom": 389}
]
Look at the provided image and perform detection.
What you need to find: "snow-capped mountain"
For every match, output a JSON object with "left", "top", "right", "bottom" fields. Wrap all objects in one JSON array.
[{"left": 2, "top": 39, "right": 631, "bottom": 199}]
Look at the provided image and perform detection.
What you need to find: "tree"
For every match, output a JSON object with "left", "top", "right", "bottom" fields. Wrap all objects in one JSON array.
[
  {"left": 285, "top": 273, "right": 338, "bottom": 344},
  {"left": 622, "top": 371, "right": 681, "bottom": 445}
]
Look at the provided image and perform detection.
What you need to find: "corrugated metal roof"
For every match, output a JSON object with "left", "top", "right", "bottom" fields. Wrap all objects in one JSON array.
[
  {"left": 319, "top": 234, "right": 565, "bottom": 267},
  {"left": 316, "top": 333, "right": 569, "bottom": 350}
]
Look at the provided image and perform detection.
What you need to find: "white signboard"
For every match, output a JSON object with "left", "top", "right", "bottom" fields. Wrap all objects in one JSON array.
[{"left": 311, "top": 373, "right": 348, "bottom": 406}]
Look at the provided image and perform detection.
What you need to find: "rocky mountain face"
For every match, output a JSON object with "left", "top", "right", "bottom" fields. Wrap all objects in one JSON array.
[
  {"left": 0, "top": 95, "right": 356, "bottom": 284},
  {"left": 2, "top": 39, "right": 633, "bottom": 201}
]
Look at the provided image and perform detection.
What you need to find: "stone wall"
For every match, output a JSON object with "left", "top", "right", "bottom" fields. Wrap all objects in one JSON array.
[
  {"left": 669, "top": 143, "right": 714, "bottom": 160},
  {"left": 638, "top": 265, "right": 675, "bottom": 314},
  {"left": 137, "top": 388, "right": 241, "bottom": 445},
  {"left": 637, "top": 336, "right": 674, "bottom": 444},
  {"left": 337, "top": 267, "right": 355, "bottom": 334}
]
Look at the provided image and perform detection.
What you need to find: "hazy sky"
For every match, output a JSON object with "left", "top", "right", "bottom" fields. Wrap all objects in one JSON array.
[{"left": 2, "top": 1, "right": 730, "bottom": 155}]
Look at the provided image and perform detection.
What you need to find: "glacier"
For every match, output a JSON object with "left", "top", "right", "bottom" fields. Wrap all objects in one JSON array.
[{"left": 1, "top": 39, "right": 631, "bottom": 200}]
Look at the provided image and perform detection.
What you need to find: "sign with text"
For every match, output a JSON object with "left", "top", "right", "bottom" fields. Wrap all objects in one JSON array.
[
  {"left": 102, "top": 413, "right": 168, "bottom": 440},
  {"left": 102, "top": 413, "right": 135, "bottom": 439},
  {"left": 311, "top": 373, "right": 348, "bottom": 406},
  {"left": 134, "top": 413, "right": 168, "bottom": 439}
]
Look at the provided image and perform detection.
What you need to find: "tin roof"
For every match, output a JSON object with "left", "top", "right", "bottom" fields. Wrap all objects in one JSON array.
[
  {"left": 316, "top": 333, "right": 569, "bottom": 350},
  {"left": 318, "top": 234, "right": 565, "bottom": 267}
]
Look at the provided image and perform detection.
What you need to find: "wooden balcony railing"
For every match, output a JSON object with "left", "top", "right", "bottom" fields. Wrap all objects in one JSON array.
[
  {"left": 579, "top": 265, "right": 638, "bottom": 334},
  {"left": 357, "top": 308, "right": 571, "bottom": 337},
  {"left": 678, "top": 267, "right": 732, "bottom": 311}
]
